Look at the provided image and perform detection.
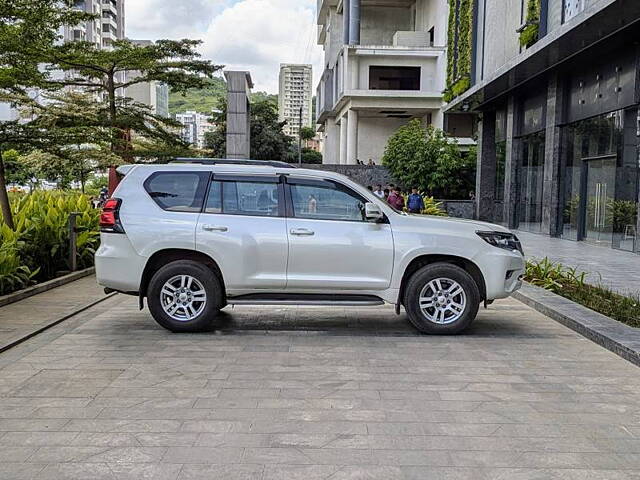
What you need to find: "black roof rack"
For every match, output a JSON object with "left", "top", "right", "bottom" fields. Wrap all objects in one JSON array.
[{"left": 172, "top": 158, "right": 296, "bottom": 168}]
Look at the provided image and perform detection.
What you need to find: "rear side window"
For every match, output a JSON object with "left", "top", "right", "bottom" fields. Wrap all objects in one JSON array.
[
  {"left": 144, "top": 172, "right": 209, "bottom": 212},
  {"left": 204, "top": 179, "right": 280, "bottom": 217}
]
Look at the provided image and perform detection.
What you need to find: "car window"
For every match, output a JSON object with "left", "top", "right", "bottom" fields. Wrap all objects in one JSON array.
[
  {"left": 144, "top": 172, "right": 209, "bottom": 212},
  {"left": 216, "top": 181, "right": 280, "bottom": 217},
  {"left": 290, "top": 182, "right": 366, "bottom": 222},
  {"left": 204, "top": 181, "right": 222, "bottom": 213}
]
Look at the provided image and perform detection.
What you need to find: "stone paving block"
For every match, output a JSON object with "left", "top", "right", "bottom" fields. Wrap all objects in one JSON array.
[{"left": 1, "top": 296, "right": 640, "bottom": 478}]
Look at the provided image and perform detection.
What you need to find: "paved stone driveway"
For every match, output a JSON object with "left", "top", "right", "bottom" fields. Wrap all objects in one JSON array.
[{"left": 1, "top": 295, "right": 640, "bottom": 479}]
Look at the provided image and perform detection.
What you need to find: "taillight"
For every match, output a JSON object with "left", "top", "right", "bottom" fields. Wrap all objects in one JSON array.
[{"left": 100, "top": 198, "right": 125, "bottom": 233}]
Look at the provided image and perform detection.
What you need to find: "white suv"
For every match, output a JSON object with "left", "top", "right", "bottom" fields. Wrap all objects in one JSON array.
[{"left": 96, "top": 160, "right": 524, "bottom": 334}]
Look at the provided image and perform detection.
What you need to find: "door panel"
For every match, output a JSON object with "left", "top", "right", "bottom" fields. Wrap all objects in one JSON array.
[
  {"left": 196, "top": 178, "right": 288, "bottom": 290},
  {"left": 284, "top": 179, "right": 394, "bottom": 291},
  {"left": 286, "top": 218, "right": 394, "bottom": 290},
  {"left": 585, "top": 158, "right": 616, "bottom": 245}
]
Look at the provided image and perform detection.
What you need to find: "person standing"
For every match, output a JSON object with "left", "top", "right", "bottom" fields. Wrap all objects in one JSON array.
[
  {"left": 407, "top": 188, "right": 425, "bottom": 214},
  {"left": 387, "top": 187, "right": 405, "bottom": 211},
  {"left": 372, "top": 184, "right": 385, "bottom": 199}
]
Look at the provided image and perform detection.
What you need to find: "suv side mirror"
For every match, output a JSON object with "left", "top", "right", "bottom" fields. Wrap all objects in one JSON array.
[{"left": 365, "top": 202, "right": 384, "bottom": 222}]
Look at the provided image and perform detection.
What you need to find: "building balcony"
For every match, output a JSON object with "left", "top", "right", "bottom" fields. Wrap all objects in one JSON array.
[{"left": 316, "top": 44, "right": 445, "bottom": 124}]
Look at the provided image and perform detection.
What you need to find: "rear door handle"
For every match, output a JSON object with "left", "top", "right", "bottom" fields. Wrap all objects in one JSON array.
[
  {"left": 290, "top": 228, "right": 315, "bottom": 236},
  {"left": 203, "top": 225, "right": 228, "bottom": 232}
]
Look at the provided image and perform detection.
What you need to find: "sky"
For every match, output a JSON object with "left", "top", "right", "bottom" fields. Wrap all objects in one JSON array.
[{"left": 125, "top": 0, "right": 323, "bottom": 94}]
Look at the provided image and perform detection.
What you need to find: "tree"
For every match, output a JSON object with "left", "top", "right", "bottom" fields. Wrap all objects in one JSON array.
[
  {"left": 2, "top": 149, "right": 34, "bottom": 187},
  {"left": 47, "top": 39, "right": 222, "bottom": 157},
  {"left": 205, "top": 98, "right": 293, "bottom": 161},
  {"left": 382, "top": 119, "right": 476, "bottom": 199},
  {"left": 299, "top": 126, "right": 316, "bottom": 142},
  {"left": 0, "top": 0, "right": 94, "bottom": 227}
]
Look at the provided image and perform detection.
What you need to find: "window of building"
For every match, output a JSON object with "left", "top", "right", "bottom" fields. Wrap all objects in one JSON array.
[
  {"left": 561, "top": 109, "right": 638, "bottom": 251},
  {"left": 144, "top": 172, "right": 209, "bottom": 212},
  {"left": 563, "top": 0, "right": 585, "bottom": 23},
  {"left": 289, "top": 181, "right": 366, "bottom": 222},
  {"left": 369, "top": 66, "right": 421, "bottom": 91}
]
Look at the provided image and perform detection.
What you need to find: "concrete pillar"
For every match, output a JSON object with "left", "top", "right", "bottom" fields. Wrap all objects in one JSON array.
[
  {"left": 348, "top": 0, "right": 361, "bottom": 45},
  {"left": 224, "top": 71, "right": 253, "bottom": 159},
  {"left": 346, "top": 109, "right": 358, "bottom": 165},
  {"left": 541, "top": 74, "right": 565, "bottom": 236},
  {"left": 339, "top": 117, "right": 348, "bottom": 165},
  {"left": 475, "top": 111, "right": 496, "bottom": 221},
  {"left": 343, "top": 0, "right": 350, "bottom": 45},
  {"left": 503, "top": 96, "right": 521, "bottom": 229},
  {"left": 635, "top": 109, "right": 640, "bottom": 254}
]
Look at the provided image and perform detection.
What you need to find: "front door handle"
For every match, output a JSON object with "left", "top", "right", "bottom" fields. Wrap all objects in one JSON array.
[
  {"left": 203, "top": 224, "right": 228, "bottom": 232},
  {"left": 290, "top": 228, "right": 315, "bottom": 236}
]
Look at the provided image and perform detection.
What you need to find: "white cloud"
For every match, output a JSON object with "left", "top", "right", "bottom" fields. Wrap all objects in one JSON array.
[
  {"left": 126, "top": 0, "right": 230, "bottom": 40},
  {"left": 126, "top": 0, "right": 323, "bottom": 93},
  {"left": 202, "top": 0, "right": 322, "bottom": 92}
]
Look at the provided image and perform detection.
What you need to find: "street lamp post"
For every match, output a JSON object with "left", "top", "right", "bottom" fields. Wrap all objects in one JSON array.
[{"left": 298, "top": 106, "right": 303, "bottom": 165}]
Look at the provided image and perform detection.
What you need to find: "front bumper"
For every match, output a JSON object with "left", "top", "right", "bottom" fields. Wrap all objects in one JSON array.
[{"left": 476, "top": 250, "right": 525, "bottom": 300}]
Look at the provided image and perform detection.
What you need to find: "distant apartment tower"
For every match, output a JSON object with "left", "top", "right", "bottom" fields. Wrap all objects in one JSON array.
[
  {"left": 278, "top": 64, "right": 313, "bottom": 137},
  {"left": 126, "top": 40, "right": 169, "bottom": 118},
  {"left": 315, "top": 0, "right": 469, "bottom": 165},
  {"left": 65, "top": 0, "right": 125, "bottom": 49},
  {"left": 175, "top": 111, "right": 216, "bottom": 149}
]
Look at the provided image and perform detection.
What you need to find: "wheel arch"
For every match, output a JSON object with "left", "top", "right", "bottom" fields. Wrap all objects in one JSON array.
[
  {"left": 140, "top": 249, "right": 226, "bottom": 303},
  {"left": 397, "top": 254, "right": 486, "bottom": 308}
]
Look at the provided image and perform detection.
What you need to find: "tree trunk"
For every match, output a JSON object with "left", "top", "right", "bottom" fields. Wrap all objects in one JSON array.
[{"left": 0, "top": 149, "right": 15, "bottom": 230}]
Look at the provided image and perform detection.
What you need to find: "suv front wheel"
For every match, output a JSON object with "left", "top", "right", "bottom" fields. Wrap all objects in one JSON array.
[
  {"left": 147, "top": 260, "right": 223, "bottom": 332},
  {"left": 404, "top": 263, "right": 480, "bottom": 335}
]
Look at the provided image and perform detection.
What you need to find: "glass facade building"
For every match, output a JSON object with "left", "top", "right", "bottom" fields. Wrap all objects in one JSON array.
[{"left": 445, "top": 0, "right": 640, "bottom": 255}]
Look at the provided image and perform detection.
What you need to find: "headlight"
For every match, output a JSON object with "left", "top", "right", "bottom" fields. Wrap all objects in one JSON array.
[{"left": 476, "top": 231, "right": 523, "bottom": 255}]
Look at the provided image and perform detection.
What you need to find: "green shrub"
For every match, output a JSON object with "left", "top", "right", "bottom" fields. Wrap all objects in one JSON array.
[
  {"left": 519, "top": 0, "right": 541, "bottom": 47},
  {"left": 0, "top": 191, "right": 99, "bottom": 295},
  {"left": 525, "top": 258, "right": 640, "bottom": 328}
]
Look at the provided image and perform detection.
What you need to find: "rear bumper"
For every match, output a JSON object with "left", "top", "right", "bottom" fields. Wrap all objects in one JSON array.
[{"left": 95, "top": 233, "right": 146, "bottom": 293}]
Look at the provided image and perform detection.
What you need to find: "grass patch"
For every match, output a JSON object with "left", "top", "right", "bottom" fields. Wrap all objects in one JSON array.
[{"left": 525, "top": 258, "right": 640, "bottom": 328}]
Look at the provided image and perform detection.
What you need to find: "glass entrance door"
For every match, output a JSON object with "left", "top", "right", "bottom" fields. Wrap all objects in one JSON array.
[{"left": 584, "top": 157, "right": 616, "bottom": 245}]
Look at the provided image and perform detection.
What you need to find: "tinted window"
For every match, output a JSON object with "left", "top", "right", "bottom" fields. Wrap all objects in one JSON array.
[
  {"left": 144, "top": 172, "right": 208, "bottom": 212},
  {"left": 290, "top": 182, "right": 366, "bottom": 222},
  {"left": 204, "top": 181, "right": 222, "bottom": 213},
  {"left": 219, "top": 181, "right": 280, "bottom": 217}
]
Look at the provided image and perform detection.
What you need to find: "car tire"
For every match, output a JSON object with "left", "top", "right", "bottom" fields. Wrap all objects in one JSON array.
[
  {"left": 147, "top": 260, "right": 223, "bottom": 333},
  {"left": 403, "top": 262, "right": 480, "bottom": 335}
]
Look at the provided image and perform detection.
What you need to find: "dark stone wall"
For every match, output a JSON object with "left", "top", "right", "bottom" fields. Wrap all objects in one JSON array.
[
  {"left": 300, "top": 164, "right": 395, "bottom": 188},
  {"left": 439, "top": 200, "right": 475, "bottom": 219}
]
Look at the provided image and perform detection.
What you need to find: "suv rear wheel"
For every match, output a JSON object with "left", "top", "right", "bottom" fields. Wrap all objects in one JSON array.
[
  {"left": 403, "top": 262, "right": 480, "bottom": 335},
  {"left": 147, "top": 260, "right": 223, "bottom": 332}
]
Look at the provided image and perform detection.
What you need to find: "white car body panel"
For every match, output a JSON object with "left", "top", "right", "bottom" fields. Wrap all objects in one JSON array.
[{"left": 96, "top": 164, "right": 525, "bottom": 305}]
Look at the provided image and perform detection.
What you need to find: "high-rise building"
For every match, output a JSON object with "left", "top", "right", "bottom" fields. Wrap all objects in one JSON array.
[
  {"left": 175, "top": 111, "right": 217, "bottom": 149},
  {"left": 445, "top": 0, "right": 640, "bottom": 254},
  {"left": 315, "top": 0, "right": 469, "bottom": 165},
  {"left": 64, "top": 0, "right": 125, "bottom": 49},
  {"left": 1, "top": 0, "right": 126, "bottom": 121},
  {"left": 126, "top": 40, "right": 169, "bottom": 118},
  {"left": 278, "top": 64, "right": 313, "bottom": 138}
]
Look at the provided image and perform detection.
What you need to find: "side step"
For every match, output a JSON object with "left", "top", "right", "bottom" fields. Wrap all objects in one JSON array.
[{"left": 227, "top": 293, "right": 385, "bottom": 307}]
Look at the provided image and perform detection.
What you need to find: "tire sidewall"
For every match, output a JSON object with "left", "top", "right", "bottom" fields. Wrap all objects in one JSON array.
[
  {"left": 148, "top": 260, "right": 222, "bottom": 333},
  {"left": 404, "top": 263, "right": 480, "bottom": 335}
]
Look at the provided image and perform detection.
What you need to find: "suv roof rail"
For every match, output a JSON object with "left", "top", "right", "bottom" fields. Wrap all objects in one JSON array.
[{"left": 172, "top": 158, "right": 296, "bottom": 168}]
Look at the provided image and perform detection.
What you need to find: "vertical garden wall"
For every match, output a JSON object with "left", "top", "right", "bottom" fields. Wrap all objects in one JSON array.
[{"left": 444, "top": 0, "right": 474, "bottom": 103}]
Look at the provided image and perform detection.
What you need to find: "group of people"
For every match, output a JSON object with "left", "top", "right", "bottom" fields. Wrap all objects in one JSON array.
[
  {"left": 367, "top": 183, "right": 426, "bottom": 214},
  {"left": 356, "top": 159, "right": 376, "bottom": 166}
]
